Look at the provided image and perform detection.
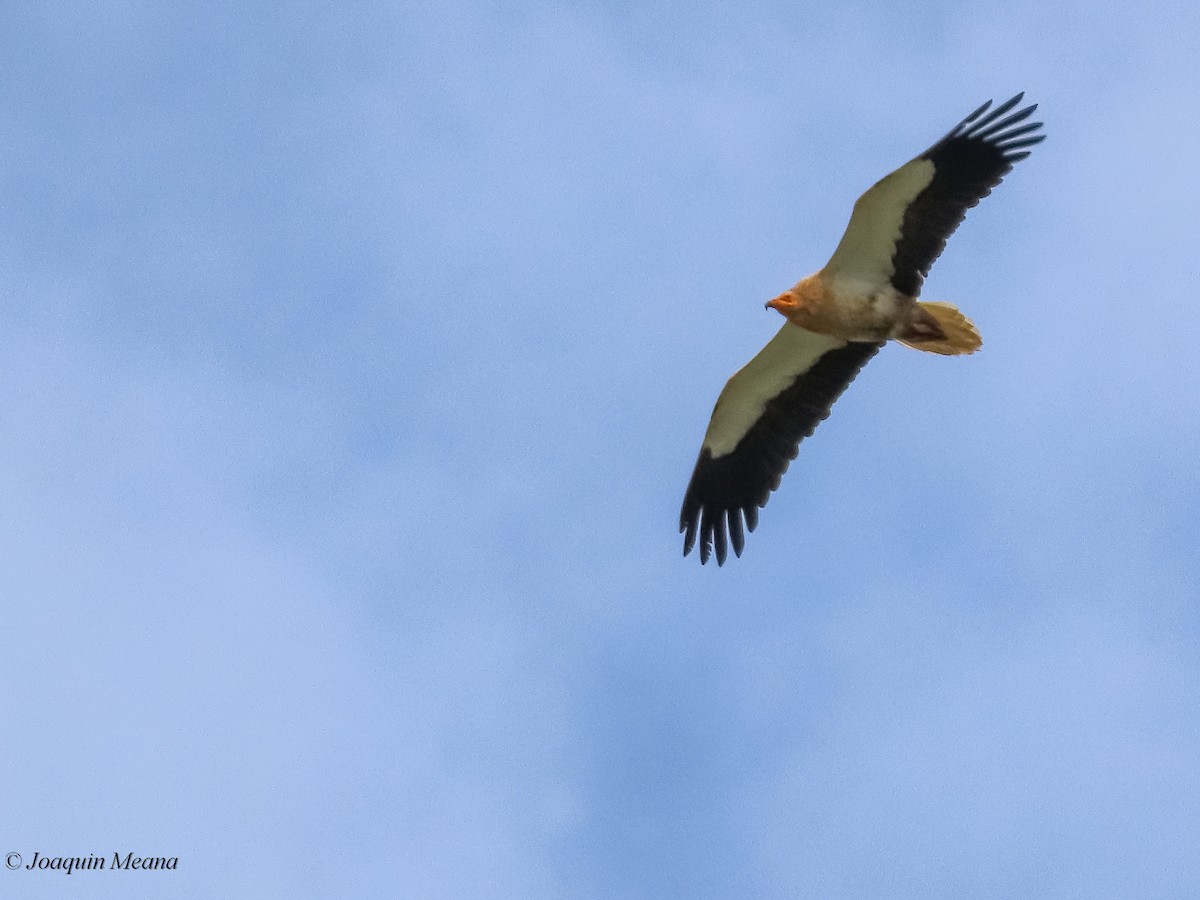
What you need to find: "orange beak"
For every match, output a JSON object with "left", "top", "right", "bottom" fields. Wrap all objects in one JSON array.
[{"left": 765, "top": 291, "right": 793, "bottom": 314}]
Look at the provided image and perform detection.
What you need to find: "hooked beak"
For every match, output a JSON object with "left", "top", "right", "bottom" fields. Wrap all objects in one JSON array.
[{"left": 765, "top": 291, "right": 792, "bottom": 314}]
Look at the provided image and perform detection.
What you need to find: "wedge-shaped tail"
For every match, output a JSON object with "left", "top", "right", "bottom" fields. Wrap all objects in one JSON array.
[{"left": 899, "top": 301, "right": 982, "bottom": 355}]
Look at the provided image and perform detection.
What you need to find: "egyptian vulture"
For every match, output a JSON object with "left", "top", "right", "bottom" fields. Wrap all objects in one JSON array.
[{"left": 681, "top": 94, "right": 1044, "bottom": 565}]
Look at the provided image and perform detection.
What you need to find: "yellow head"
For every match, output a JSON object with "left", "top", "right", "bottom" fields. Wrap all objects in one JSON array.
[{"left": 763, "top": 278, "right": 842, "bottom": 337}]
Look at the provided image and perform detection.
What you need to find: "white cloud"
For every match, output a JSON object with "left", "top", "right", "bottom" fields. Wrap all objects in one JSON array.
[{"left": 2, "top": 0, "right": 1198, "bottom": 897}]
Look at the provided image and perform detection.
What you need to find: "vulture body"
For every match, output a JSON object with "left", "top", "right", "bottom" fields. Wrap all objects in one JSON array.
[{"left": 681, "top": 94, "right": 1045, "bottom": 565}]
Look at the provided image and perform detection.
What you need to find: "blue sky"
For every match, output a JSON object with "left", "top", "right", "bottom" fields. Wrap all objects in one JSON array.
[{"left": 2, "top": 1, "right": 1199, "bottom": 897}]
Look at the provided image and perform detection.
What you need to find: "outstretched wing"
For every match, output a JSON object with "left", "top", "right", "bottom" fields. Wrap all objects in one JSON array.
[
  {"left": 680, "top": 324, "right": 881, "bottom": 565},
  {"left": 823, "top": 93, "right": 1045, "bottom": 296}
]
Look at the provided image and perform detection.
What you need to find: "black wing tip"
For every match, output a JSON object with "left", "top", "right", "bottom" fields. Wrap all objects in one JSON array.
[
  {"left": 1000, "top": 132, "right": 1045, "bottom": 150},
  {"left": 678, "top": 343, "right": 882, "bottom": 567},
  {"left": 975, "top": 92, "right": 1025, "bottom": 120},
  {"left": 974, "top": 95, "right": 1043, "bottom": 135},
  {"left": 681, "top": 503, "right": 753, "bottom": 566},
  {"left": 944, "top": 92, "right": 1046, "bottom": 152},
  {"left": 961, "top": 98, "right": 993, "bottom": 126}
]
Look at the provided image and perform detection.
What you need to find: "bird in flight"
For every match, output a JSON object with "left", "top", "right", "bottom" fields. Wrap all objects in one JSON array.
[{"left": 680, "top": 93, "right": 1045, "bottom": 565}]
